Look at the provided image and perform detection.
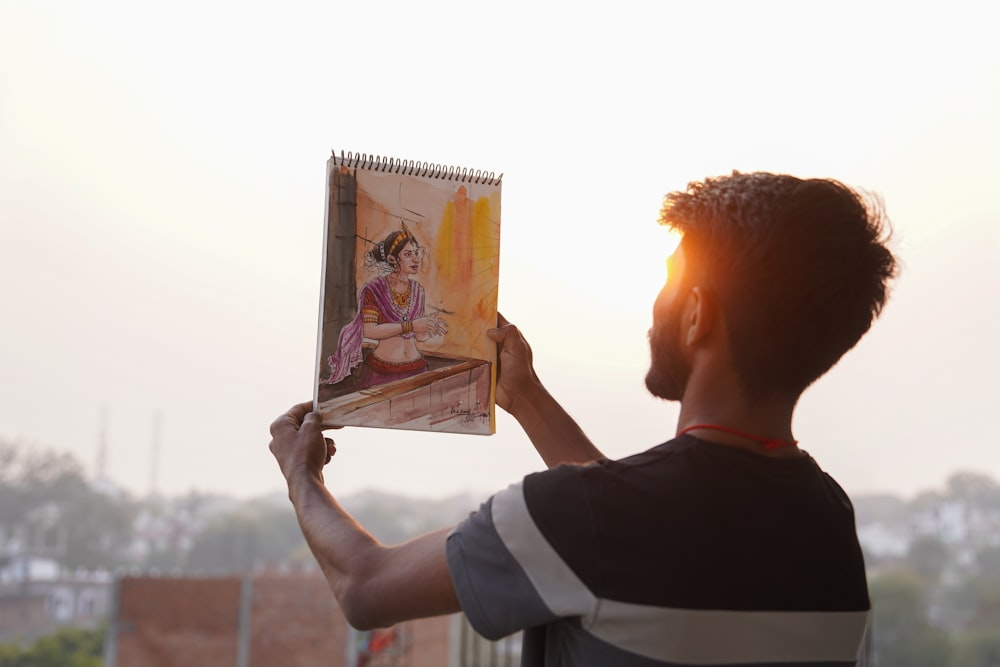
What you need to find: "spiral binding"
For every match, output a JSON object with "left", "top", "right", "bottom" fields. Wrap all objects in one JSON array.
[{"left": 331, "top": 149, "right": 502, "bottom": 185}]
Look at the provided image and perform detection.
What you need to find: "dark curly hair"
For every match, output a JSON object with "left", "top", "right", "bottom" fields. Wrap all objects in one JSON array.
[{"left": 659, "top": 171, "right": 898, "bottom": 396}]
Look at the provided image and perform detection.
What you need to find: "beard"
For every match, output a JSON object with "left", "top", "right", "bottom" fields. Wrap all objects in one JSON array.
[{"left": 644, "top": 311, "right": 691, "bottom": 402}]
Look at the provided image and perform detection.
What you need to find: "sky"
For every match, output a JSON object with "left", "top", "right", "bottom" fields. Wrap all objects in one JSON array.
[{"left": 1, "top": 1, "right": 997, "bottom": 503}]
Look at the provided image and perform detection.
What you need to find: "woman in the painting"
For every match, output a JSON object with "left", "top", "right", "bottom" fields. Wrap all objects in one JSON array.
[{"left": 325, "top": 223, "right": 447, "bottom": 389}]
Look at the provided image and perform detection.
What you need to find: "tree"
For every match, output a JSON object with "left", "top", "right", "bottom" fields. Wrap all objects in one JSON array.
[
  {"left": 946, "top": 472, "right": 1000, "bottom": 506},
  {"left": 0, "top": 439, "right": 135, "bottom": 570},
  {"left": 0, "top": 643, "right": 18, "bottom": 667},
  {"left": 951, "top": 574, "right": 1000, "bottom": 633},
  {"left": 0, "top": 626, "right": 103, "bottom": 667},
  {"left": 907, "top": 534, "right": 950, "bottom": 583},
  {"left": 972, "top": 545, "right": 1000, "bottom": 580},
  {"left": 184, "top": 501, "right": 306, "bottom": 573},
  {"left": 870, "top": 571, "right": 952, "bottom": 667},
  {"left": 950, "top": 629, "right": 1000, "bottom": 667}
]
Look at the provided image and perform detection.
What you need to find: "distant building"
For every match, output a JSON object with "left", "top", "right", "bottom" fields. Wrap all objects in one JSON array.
[
  {"left": 856, "top": 522, "right": 909, "bottom": 559},
  {"left": 0, "top": 554, "right": 112, "bottom": 645}
]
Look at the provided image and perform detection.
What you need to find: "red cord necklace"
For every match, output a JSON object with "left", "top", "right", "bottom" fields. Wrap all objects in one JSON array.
[{"left": 678, "top": 424, "right": 798, "bottom": 450}]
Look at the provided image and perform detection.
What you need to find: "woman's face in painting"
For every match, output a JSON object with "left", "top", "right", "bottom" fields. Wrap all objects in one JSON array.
[{"left": 394, "top": 241, "right": 421, "bottom": 275}]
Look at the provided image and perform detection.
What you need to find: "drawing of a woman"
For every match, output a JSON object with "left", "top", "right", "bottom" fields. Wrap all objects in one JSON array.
[{"left": 325, "top": 223, "right": 447, "bottom": 389}]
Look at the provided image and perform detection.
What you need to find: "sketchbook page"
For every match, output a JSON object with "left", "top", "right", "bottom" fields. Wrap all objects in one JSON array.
[{"left": 313, "top": 152, "right": 502, "bottom": 436}]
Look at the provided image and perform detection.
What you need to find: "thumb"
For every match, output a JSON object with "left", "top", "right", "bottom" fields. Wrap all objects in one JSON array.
[
  {"left": 486, "top": 325, "right": 509, "bottom": 343},
  {"left": 487, "top": 314, "right": 513, "bottom": 341},
  {"left": 301, "top": 411, "right": 324, "bottom": 433}
]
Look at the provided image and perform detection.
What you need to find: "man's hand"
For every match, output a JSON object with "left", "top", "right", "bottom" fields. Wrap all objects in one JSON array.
[
  {"left": 487, "top": 314, "right": 605, "bottom": 467},
  {"left": 269, "top": 401, "right": 338, "bottom": 486},
  {"left": 487, "top": 313, "right": 541, "bottom": 416}
]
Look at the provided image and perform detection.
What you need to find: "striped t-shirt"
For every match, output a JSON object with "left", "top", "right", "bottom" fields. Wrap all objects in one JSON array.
[{"left": 446, "top": 435, "right": 871, "bottom": 666}]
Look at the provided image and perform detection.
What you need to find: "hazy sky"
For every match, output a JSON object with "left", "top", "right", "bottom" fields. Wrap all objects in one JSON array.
[{"left": 1, "top": 1, "right": 997, "bottom": 502}]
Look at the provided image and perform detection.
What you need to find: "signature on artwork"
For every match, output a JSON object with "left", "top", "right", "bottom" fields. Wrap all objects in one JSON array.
[{"left": 450, "top": 405, "right": 490, "bottom": 423}]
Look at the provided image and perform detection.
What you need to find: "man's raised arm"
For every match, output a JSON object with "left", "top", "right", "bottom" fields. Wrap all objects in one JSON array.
[{"left": 268, "top": 403, "right": 460, "bottom": 629}]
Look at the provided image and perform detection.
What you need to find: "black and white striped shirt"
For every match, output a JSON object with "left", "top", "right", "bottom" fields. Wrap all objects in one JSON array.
[{"left": 446, "top": 435, "right": 871, "bottom": 666}]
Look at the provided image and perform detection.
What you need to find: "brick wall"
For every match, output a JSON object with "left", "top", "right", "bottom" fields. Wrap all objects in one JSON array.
[
  {"left": 109, "top": 573, "right": 456, "bottom": 667},
  {"left": 114, "top": 577, "right": 242, "bottom": 667},
  {"left": 248, "top": 574, "right": 345, "bottom": 667}
]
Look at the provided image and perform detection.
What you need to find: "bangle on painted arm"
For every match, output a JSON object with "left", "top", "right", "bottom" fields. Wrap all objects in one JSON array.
[{"left": 401, "top": 321, "right": 413, "bottom": 334}]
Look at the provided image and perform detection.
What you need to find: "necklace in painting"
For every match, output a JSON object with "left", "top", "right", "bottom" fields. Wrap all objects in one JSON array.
[{"left": 390, "top": 279, "right": 411, "bottom": 315}]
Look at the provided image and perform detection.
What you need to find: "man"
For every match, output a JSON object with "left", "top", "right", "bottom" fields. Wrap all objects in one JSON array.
[{"left": 269, "top": 171, "right": 897, "bottom": 666}]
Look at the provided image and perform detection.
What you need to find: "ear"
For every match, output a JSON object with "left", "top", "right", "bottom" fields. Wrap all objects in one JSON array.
[{"left": 682, "top": 286, "right": 718, "bottom": 346}]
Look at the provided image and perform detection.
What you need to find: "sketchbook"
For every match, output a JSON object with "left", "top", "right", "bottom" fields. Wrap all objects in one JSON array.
[{"left": 313, "top": 150, "right": 502, "bottom": 435}]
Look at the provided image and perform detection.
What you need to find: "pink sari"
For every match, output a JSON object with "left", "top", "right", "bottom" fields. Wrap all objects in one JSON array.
[{"left": 325, "top": 276, "right": 426, "bottom": 385}]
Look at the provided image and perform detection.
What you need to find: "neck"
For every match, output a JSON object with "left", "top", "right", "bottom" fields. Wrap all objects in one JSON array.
[
  {"left": 675, "top": 374, "right": 800, "bottom": 457},
  {"left": 666, "top": 304, "right": 802, "bottom": 457}
]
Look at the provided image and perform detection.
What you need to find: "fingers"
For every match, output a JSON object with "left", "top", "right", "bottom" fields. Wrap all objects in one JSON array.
[
  {"left": 430, "top": 313, "right": 448, "bottom": 335},
  {"left": 269, "top": 401, "right": 314, "bottom": 436},
  {"left": 269, "top": 401, "right": 346, "bottom": 482},
  {"left": 301, "top": 410, "right": 323, "bottom": 434},
  {"left": 487, "top": 320, "right": 520, "bottom": 345},
  {"left": 415, "top": 315, "right": 448, "bottom": 337},
  {"left": 488, "top": 312, "right": 514, "bottom": 337}
]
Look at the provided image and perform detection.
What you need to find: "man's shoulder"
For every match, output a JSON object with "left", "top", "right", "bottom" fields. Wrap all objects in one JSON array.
[
  {"left": 493, "top": 434, "right": 860, "bottom": 549},
  {"left": 518, "top": 437, "right": 759, "bottom": 508}
]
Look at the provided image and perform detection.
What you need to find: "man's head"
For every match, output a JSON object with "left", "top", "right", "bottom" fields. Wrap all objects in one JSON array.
[{"left": 646, "top": 171, "right": 898, "bottom": 402}]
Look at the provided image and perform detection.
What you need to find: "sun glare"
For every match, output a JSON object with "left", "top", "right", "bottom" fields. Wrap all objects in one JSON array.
[{"left": 663, "top": 230, "right": 682, "bottom": 282}]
